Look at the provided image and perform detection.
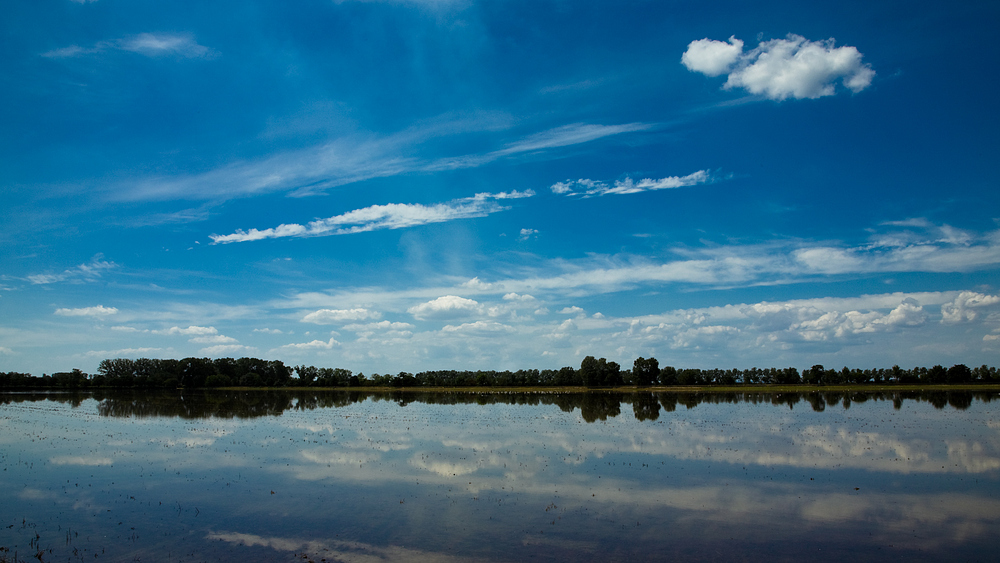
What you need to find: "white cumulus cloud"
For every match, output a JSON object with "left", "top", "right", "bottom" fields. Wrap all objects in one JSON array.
[
  {"left": 941, "top": 291, "right": 1000, "bottom": 324},
  {"left": 683, "top": 34, "right": 875, "bottom": 100},
  {"left": 302, "top": 308, "right": 381, "bottom": 324},
  {"left": 84, "top": 347, "right": 165, "bottom": 358},
  {"left": 441, "top": 321, "right": 516, "bottom": 334},
  {"left": 681, "top": 36, "right": 744, "bottom": 76},
  {"left": 408, "top": 295, "right": 482, "bottom": 320},
  {"left": 275, "top": 338, "right": 340, "bottom": 351},
  {"left": 189, "top": 335, "right": 239, "bottom": 345},
  {"left": 790, "top": 298, "right": 927, "bottom": 341},
  {"left": 343, "top": 320, "right": 414, "bottom": 332},
  {"left": 461, "top": 277, "right": 500, "bottom": 291},
  {"left": 153, "top": 325, "right": 218, "bottom": 336},
  {"left": 199, "top": 344, "right": 257, "bottom": 356}
]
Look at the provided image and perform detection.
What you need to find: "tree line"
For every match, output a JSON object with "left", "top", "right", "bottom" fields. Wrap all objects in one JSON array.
[{"left": 1, "top": 355, "right": 998, "bottom": 389}]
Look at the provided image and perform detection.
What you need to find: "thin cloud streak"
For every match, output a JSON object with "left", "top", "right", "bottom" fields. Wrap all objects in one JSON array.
[
  {"left": 210, "top": 190, "right": 534, "bottom": 244},
  {"left": 27, "top": 255, "right": 117, "bottom": 286},
  {"left": 550, "top": 170, "right": 712, "bottom": 197},
  {"left": 42, "top": 33, "right": 215, "bottom": 59},
  {"left": 423, "top": 122, "right": 652, "bottom": 171}
]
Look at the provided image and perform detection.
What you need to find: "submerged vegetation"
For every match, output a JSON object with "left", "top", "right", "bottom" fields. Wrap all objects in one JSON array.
[{"left": 1, "top": 355, "right": 997, "bottom": 390}]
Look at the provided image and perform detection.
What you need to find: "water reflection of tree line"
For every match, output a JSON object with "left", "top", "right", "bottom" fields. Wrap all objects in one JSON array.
[{"left": 3, "top": 389, "right": 993, "bottom": 421}]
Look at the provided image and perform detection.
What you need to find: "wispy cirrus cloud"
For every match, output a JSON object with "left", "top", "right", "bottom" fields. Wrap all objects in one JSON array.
[
  {"left": 116, "top": 121, "right": 648, "bottom": 202},
  {"left": 682, "top": 34, "right": 875, "bottom": 100},
  {"left": 424, "top": 122, "right": 652, "bottom": 171},
  {"left": 28, "top": 255, "right": 117, "bottom": 285},
  {"left": 210, "top": 190, "right": 533, "bottom": 244},
  {"left": 550, "top": 170, "right": 712, "bottom": 197},
  {"left": 42, "top": 32, "right": 215, "bottom": 59}
]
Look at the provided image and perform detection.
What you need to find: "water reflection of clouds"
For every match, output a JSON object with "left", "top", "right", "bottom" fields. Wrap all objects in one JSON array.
[
  {"left": 152, "top": 436, "right": 217, "bottom": 448},
  {"left": 18, "top": 488, "right": 57, "bottom": 500},
  {"left": 301, "top": 448, "right": 382, "bottom": 467},
  {"left": 946, "top": 440, "right": 1000, "bottom": 472},
  {"left": 800, "top": 492, "right": 1000, "bottom": 549},
  {"left": 5, "top": 395, "right": 1000, "bottom": 560},
  {"left": 651, "top": 420, "right": 1000, "bottom": 475},
  {"left": 49, "top": 455, "right": 113, "bottom": 466},
  {"left": 409, "top": 451, "right": 488, "bottom": 477},
  {"left": 202, "top": 481, "right": 1000, "bottom": 557},
  {"left": 506, "top": 477, "right": 1000, "bottom": 549},
  {"left": 269, "top": 402, "right": 1000, "bottom": 494},
  {"left": 207, "top": 531, "right": 498, "bottom": 563}
]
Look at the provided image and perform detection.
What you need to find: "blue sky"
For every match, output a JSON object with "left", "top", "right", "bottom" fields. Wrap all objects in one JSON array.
[{"left": 3, "top": 0, "right": 999, "bottom": 376}]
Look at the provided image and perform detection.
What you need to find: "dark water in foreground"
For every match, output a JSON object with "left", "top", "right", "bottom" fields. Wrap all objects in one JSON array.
[{"left": 2, "top": 389, "right": 998, "bottom": 562}]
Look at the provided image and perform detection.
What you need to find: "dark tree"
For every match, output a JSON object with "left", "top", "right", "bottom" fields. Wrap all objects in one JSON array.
[
  {"left": 295, "top": 365, "right": 319, "bottom": 386},
  {"left": 926, "top": 365, "right": 948, "bottom": 384},
  {"left": 676, "top": 369, "right": 702, "bottom": 386},
  {"left": 802, "top": 365, "right": 825, "bottom": 385},
  {"left": 775, "top": 367, "right": 800, "bottom": 385},
  {"left": 579, "top": 356, "right": 622, "bottom": 387},
  {"left": 580, "top": 356, "right": 600, "bottom": 387},
  {"left": 947, "top": 364, "right": 972, "bottom": 384},
  {"left": 179, "top": 357, "right": 217, "bottom": 388},
  {"left": 658, "top": 366, "right": 677, "bottom": 386},
  {"left": 633, "top": 357, "right": 659, "bottom": 386}
]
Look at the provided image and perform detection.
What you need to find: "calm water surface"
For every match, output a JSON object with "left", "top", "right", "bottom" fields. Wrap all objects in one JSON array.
[{"left": 2, "top": 390, "right": 998, "bottom": 562}]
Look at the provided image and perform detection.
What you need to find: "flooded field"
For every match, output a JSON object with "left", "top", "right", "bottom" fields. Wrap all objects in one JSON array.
[{"left": 2, "top": 389, "right": 999, "bottom": 562}]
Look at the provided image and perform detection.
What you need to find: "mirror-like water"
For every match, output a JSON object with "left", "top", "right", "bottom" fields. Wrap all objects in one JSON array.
[{"left": 2, "top": 390, "right": 998, "bottom": 562}]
